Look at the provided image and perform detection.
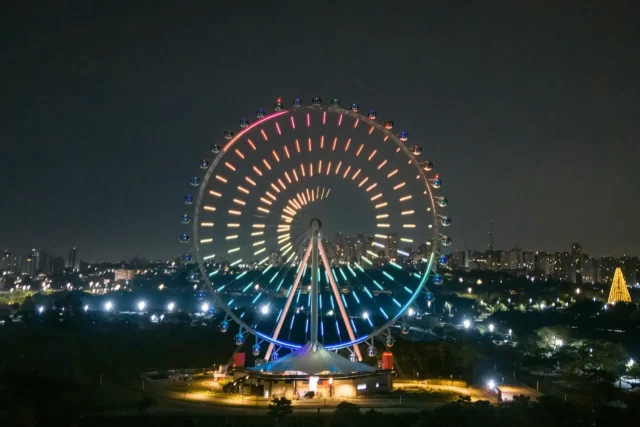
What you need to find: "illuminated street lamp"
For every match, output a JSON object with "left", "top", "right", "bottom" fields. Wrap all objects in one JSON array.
[
  {"left": 487, "top": 379, "right": 496, "bottom": 390},
  {"left": 467, "top": 287, "right": 472, "bottom": 294},
  {"left": 363, "top": 311, "right": 370, "bottom": 320},
  {"left": 575, "top": 288, "right": 581, "bottom": 295},
  {"left": 38, "top": 306, "right": 44, "bottom": 314},
  {"left": 83, "top": 305, "right": 89, "bottom": 312},
  {"left": 488, "top": 324, "right": 495, "bottom": 333},
  {"left": 104, "top": 301, "right": 114, "bottom": 312},
  {"left": 137, "top": 300, "right": 147, "bottom": 311},
  {"left": 167, "top": 302, "right": 175, "bottom": 312},
  {"left": 408, "top": 308, "right": 415, "bottom": 317},
  {"left": 201, "top": 302, "right": 210, "bottom": 312},
  {"left": 260, "top": 305, "right": 270, "bottom": 315},
  {"left": 463, "top": 319, "right": 471, "bottom": 329}
]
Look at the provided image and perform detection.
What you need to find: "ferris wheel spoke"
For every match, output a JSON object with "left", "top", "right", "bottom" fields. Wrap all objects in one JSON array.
[
  {"left": 264, "top": 241, "right": 313, "bottom": 361},
  {"left": 318, "top": 240, "right": 363, "bottom": 360}
]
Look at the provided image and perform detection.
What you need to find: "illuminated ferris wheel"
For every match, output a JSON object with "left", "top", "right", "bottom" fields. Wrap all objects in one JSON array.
[{"left": 179, "top": 97, "right": 451, "bottom": 362}]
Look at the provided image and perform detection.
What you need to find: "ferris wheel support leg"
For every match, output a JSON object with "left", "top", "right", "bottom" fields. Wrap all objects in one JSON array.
[
  {"left": 318, "top": 241, "right": 363, "bottom": 361},
  {"left": 265, "top": 243, "right": 313, "bottom": 361}
]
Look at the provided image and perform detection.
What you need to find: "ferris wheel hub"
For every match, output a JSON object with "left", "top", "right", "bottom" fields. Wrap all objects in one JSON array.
[{"left": 309, "top": 218, "right": 322, "bottom": 232}]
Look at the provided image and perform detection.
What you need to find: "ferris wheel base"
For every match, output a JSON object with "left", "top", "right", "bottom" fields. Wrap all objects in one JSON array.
[
  {"left": 240, "top": 341, "right": 393, "bottom": 398},
  {"left": 250, "top": 341, "right": 375, "bottom": 376}
]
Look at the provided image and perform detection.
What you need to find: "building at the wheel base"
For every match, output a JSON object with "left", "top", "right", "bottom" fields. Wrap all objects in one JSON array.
[{"left": 225, "top": 342, "right": 393, "bottom": 399}]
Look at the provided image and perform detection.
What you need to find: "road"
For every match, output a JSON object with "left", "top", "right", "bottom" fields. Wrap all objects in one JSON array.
[
  {"left": 136, "top": 377, "right": 508, "bottom": 415},
  {"left": 134, "top": 373, "right": 545, "bottom": 416}
]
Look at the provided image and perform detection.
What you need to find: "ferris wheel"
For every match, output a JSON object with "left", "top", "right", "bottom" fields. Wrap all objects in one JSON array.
[{"left": 179, "top": 97, "right": 451, "bottom": 362}]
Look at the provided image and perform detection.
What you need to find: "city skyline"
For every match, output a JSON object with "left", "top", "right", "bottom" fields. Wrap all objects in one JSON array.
[
  {"left": 3, "top": 236, "right": 639, "bottom": 287},
  {"left": 2, "top": 2, "right": 638, "bottom": 261}
]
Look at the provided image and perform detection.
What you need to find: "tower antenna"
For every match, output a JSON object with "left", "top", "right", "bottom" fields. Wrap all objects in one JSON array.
[{"left": 488, "top": 220, "right": 494, "bottom": 252}]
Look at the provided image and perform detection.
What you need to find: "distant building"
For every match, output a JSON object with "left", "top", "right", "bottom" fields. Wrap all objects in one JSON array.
[
  {"left": 450, "top": 250, "right": 466, "bottom": 269},
  {"left": 334, "top": 233, "right": 345, "bottom": 263},
  {"left": 571, "top": 243, "right": 582, "bottom": 285},
  {"left": 68, "top": 247, "right": 77, "bottom": 270},
  {"left": 344, "top": 235, "right": 354, "bottom": 262},
  {"left": 500, "top": 248, "right": 523, "bottom": 271},
  {"left": 114, "top": 269, "right": 135, "bottom": 282},
  {"left": 487, "top": 251, "right": 502, "bottom": 271},
  {"left": 386, "top": 233, "right": 398, "bottom": 260},
  {"left": 51, "top": 257, "right": 66, "bottom": 275},
  {"left": 598, "top": 256, "right": 617, "bottom": 284},
  {"left": 23, "top": 255, "right": 36, "bottom": 277},
  {"left": 0, "top": 251, "right": 14, "bottom": 271},
  {"left": 535, "top": 252, "right": 552, "bottom": 278},
  {"left": 552, "top": 252, "right": 573, "bottom": 282},
  {"left": 620, "top": 256, "right": 638, "bottom": 284},
  {"left": 523, "top": 251, "right": 534, "bottom": 272},
  {"left": 354, "top": 234, "right": 366, "bottom": 262},
  {"left": 582, "top": 256, "right": 597, "bottom": 284},
  {"left": 417, "top": 243, "right": 430, "bottom": 258},
  {"left": 269, "top": 250, "right": 282, "bottom": 266}
]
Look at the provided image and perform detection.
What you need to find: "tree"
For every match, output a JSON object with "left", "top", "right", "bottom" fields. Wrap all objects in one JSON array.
[
  {"left": 333, "top": 401, "right": 361, "bottom": 426},
  {"left": 137, "top": 396, "right": 156, "bottom": 412},
  {"left": 267, "top": 396, "right": 292, "bottom": 423}
]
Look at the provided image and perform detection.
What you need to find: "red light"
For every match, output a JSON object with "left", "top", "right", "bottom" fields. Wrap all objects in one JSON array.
[
  {"left": 277, "top": 98, "right": 282, "bottom": 103},
  {"left": 435, "top": 174, "right": 439, "bottom": 179}
]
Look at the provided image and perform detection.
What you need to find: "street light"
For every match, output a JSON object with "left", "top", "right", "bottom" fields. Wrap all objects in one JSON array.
[
  {"left": 137, "top": 300, "right": 147, "bottom": 311},
  {"left": 463, "top": 319, "right": 471, "bottom": 329},
  {"left": 83, "top": 305, "right": 89, "bottom": 312},
  {"left": 363, "top": 312, "right": 370, "bottom": 320},
  {"left": 408, "top": 308, "right": 415, "bottom": 317},
  {"left": 38, "top": 306, "right": 44, "bottom": 314},
  {"left": 260, "top": 305, "right": 270, "bottom": 315},
  {"left": 104, "top": 301, "right": 113, "bottom": 312},
  {"left": 167, "top": 302, "right": 175, "bottom": 312},
  {"left": 467, "top": 287, "right": 472, "bottom": 294},
  {"left": 488, "top": 324, "right": 495, "bottom": 333},
  {"left": 201, "top": 302, "right": 209, "bottom": 312}
]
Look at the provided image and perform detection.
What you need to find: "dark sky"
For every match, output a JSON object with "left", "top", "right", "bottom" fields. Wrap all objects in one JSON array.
[{"left": 1, "top": 1, "right": 638, "bottom": 262}]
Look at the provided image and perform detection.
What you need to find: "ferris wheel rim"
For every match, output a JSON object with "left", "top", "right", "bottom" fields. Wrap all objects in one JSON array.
[{"left": 191, "top": 102, "right": 441, "bottom": 350}]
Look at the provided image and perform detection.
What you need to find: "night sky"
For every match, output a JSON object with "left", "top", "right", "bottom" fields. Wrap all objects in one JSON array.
[{"left": 1, "top": 1, "right": 638, "bottom": 262}]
